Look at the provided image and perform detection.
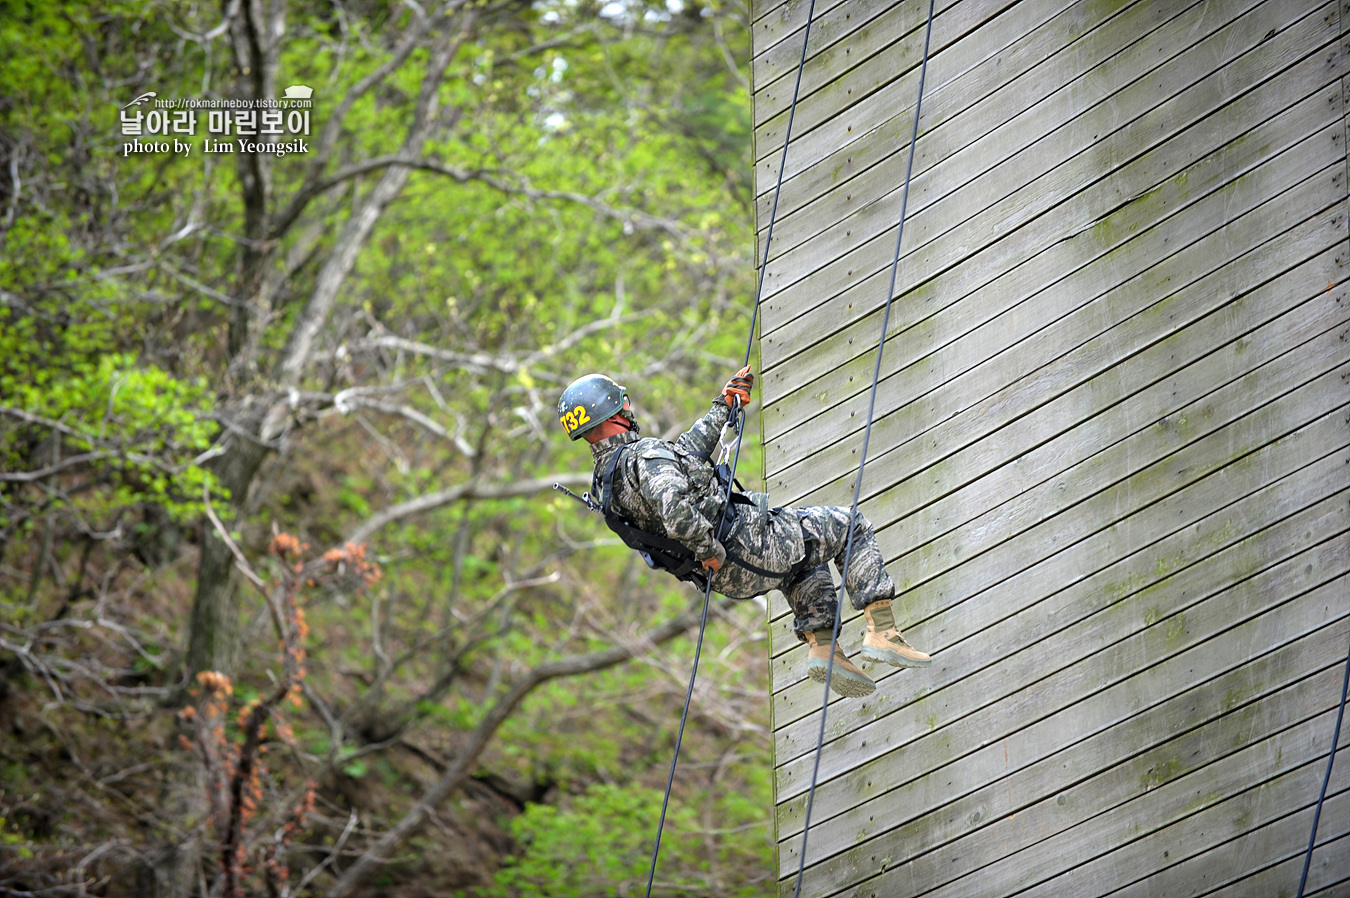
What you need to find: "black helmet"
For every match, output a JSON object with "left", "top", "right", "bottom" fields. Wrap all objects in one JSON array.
[{"left": 558, "top": 374, "right": 629, "bottom": 440}]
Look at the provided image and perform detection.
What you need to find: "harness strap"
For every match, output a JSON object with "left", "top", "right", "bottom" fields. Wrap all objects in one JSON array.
[
  {"left": 598, "top": 448, "right": 708, "bottom": 589},
  {"left": 725, "top": 548, "right": 794, "bottom": 579},
  {"left": 598, "top": 445, "right": 804, "bottom": 583}
]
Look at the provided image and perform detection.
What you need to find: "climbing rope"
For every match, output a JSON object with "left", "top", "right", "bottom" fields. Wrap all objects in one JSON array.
[
  {"left": 643, "top": 2, "right": 820, "bottom": 894},
  {"left": 641, "top": 534, "right": 716, "bottom": 898},
  {"left": 742, "top": 0, "right": 819, "bottom": 367},
  {"left": 791, "top": 0, "right": 936, "bottom": 894},
  {"left": 1294, "top": 627, "right": 1350, "bottom": 897}
]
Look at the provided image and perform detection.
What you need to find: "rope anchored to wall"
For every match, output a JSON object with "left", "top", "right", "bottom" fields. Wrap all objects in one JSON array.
[
  {"left": 1295, "top": 629, "right": 1350, "bottom": 897},
  {"left": 642, "top": 0, "right": 821, "bottom": 893},
  {"left": 789, "top": 0, "right": 936, "bottom": 894},
  {"left": 643, "top": 0, "right": 937, "bottom": 893}
]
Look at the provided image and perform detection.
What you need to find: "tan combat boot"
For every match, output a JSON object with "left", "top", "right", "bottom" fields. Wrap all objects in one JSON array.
[
  {"left": 859, "top": 599, "right": 932, "bottom": 668},
  {"left": 804, "top": 630, "right": 876, "bottom": 697}
]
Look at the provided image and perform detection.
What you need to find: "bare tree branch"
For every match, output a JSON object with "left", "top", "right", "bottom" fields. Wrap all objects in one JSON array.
[
  {"left": 275, "top": 154, "right": 691, "bottom": 244},
  {"left": 318, "top": 390, "right": 475, "bottom": 457},
  {"left": 270, "top": 158, "right": 505, "bottom": 241},
  {"left": 200, "top": 484, "right": 282, "bottom": 631},
  {"left": 0, "top": 439, "right": 192, "bottom": 482},
  {"left": 323, "top": 594, "right": 730, "bottom": 898},
  {"left": 273, "top": 10, "right": 478, "bottom": 387},
  {"left": 343, "top": 334, "right": 519, "bottom": 376},
  {"left": 341, "top": 304, "right": 646, "bottom": 380},
  {"left": 0, "top": 406, "right": 109, "bottom": 444},
  {"left": 0, "top": 452, "right": 121, "bottom": 483},
  {"left": 291, "top": 0, "right": 456, "bottom": 204},
  {"left": 345, "top": 473, "right": 592, "bottom": 547}
]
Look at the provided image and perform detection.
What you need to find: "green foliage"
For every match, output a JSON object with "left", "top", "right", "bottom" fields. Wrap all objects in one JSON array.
[
  {"left": 0, "top": 813, "right": 34, "bottom": 861},
  {"left": 0, "top": 0, "right": 222, "bottom": 530},
  {"left": 483, "top": 785, "right": 690, "bottom": 897},
  {"left": 482, "top": 778, "right": 772, "bottom": 898},
  {"left": 0, "top": 318, "right": 221, "bottom": 521},
  {"left": 340, "top": 747, "right": 371, "bottom": 780},
  {"left": 1, "top": 0, "right": 772, "bottom": 893}
]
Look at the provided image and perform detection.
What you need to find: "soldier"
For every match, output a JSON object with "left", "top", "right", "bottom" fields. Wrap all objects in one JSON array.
[{"left": 557, "top": 368, "right": 930, "bottom": 697}]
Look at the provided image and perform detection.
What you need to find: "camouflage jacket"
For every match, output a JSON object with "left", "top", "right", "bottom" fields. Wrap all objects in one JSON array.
[{"left": 589, "top": 401, "right": 806, "bottom": 599}]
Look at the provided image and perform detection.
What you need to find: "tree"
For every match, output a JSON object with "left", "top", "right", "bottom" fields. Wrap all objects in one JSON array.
[{"left": 1, "top": 0, "right": 771, "bottom": 894}]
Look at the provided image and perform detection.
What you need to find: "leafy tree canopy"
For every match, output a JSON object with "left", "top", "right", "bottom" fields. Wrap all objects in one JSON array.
[{"left": 0, "top": 0, "right": 773, "bottom": 895}]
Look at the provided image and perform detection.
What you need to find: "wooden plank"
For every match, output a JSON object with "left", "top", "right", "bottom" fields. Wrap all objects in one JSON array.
[
  {"left": 864, "top": 357, "right": 1350, "bottom": 618},
  {"left": 772, "top": 462, "right": 1350, "bottom": 784},
  {"left": 772, "top": 400, "right": 1350, "bottom": 743},
  {"left": 766, "top": 156, "right": 1344, "bottom": 502},
  {"left": 755, "top": 0, "right": 1230, "bottom": 269},
  {"left": 750, "top": 0, "right": 859, "bottom": 59},
  {"left": 782, "top": 570, "right": 1350, "bottom": 893},
  {"left": 1023, "top": 766, "right": 1350, "bottom": 897},
  {"left": 860, "top": 236, "right": 1350, "bottom": 556},
  {"left": 771, "top": 435, "right": 1350, "bottom": 715},
  {"left": 753, "top": 0, "right": 1172, "bottom": 227},
  {"left": 1207, "top": 835, "right": 1350, "bottom": 898},
  {"left": 859, "top": 253, "right": 1350, "bottom": 579},
  {"left": 830, "top": 680, "right": 1350, "bottom": 897},
  {"left": 750, "top": 0, "right": 854, "bottom": 46},
  {"left": 1199, "top": 829, "right": 1350, "bottom": 898},
  {"left": 921, "top": 697, "right": 1350, "bottom": 898},
  {"left": 753, "top": 0, "right": 931, "bottom": 128},
  {"left": 783, "top": 402, "right": 1350, "bottom": 702},
  {"left": 760, "top": 65, "right": 1342, "bottom": 375},
  {"left": 754, "top": 0, "right": 1079, "bottom": 205},
  {"left": 753, "top": 0, "right": 1023, "bottom": 160},
  {"left": 755, "top": 0, "right": 1335, "bottom": 323},
  {"left": 779, "top": 608, "right": 1350, "bottom": 860},
  {"left": 753, "top": 0, "right": 1219, "bottom": 179},
  {"left": 889, "top": 741, "right": 1350, "bottom": 898},
  {"left": 767, "top": 277, "right": 1350, "bottom": 663},
  {"left": 1103, "top": 791, "right": 1350, "bottom": 898},
  {"left": 774, "top": 482, "right": 1350, "bottom": 827},
  {"left": 765, "top": 129, "right": 1344, "bottom": 489},
  {"left": 756, "top": 10, "right": 1344, "bottom": 392},
  {"left": 775, "top": 483, "right": 1350, "bottom": 823},
  {"left": 764, "top": 248, "right": 1349, "bottom": 647},
  {"left": 765, "top": 122, "right": 1344, "bottom": 492},
  {"left": 770, "top": 390, "right": 1350, "bottom": 741},
  {"left": 761, "top": 91, "right": 1339, "bottom": 456},
  {"left": 761, "top": 0, "right": 1339, "bottom": 320},
  {"left": 766, "top": 248, "right": 1350, "bottom": 654},
  {"left": 754, "top": 0, "right": 1350, "bottom": 892}
]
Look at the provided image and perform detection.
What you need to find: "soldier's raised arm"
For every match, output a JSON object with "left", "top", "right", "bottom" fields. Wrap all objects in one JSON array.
[{"left": 675, "top": 367, "right": 753, "bottom": 458}]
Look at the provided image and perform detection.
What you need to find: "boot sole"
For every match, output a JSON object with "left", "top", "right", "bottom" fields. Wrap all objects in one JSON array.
[
  {"left": 807, "top": 660, "right": 876, "bottom": 697},
  {"left": 859, "top": 645, "right": 933, "bottom": 669}
]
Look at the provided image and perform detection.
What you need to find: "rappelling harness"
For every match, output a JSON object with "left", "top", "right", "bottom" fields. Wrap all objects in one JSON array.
[{"left": 555, "top": 401, "right": 802, "bottom": 593}]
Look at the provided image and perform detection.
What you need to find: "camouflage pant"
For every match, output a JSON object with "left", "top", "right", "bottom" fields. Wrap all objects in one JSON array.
[{"left": 783, "top": 506, "right": 896, "bottom": 640}]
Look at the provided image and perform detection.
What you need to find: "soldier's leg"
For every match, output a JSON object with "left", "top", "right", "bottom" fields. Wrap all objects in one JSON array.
[
  {"left": 783, "top": 564, "right": 875, "bottom": 697},
  {"left": 781, "top": 564, "right": 836, "bottom": 639},
  {"left": 795, "top": 506, "right": 895, "bottom": 609},
  {"left": 796, "top": 506, "right": 931, "bottom": 670}
]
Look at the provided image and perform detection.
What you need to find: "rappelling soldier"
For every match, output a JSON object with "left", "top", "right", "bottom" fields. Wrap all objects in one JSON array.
[{"left": 557, "top": 368, "right": 931, "bottom": 697}]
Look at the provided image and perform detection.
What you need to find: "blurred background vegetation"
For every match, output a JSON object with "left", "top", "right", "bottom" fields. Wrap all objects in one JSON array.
[{"left": 0, "top": 0, "right": 771, "bottom": 894}]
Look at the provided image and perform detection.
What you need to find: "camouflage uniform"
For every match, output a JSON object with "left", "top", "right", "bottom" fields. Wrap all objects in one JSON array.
[{"left": 589, "top": 400, "right": 897, "bottom": 639}]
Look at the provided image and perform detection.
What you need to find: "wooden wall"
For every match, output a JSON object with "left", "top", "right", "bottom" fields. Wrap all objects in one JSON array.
[{"left": 750, "top": 0, "right": 1350, "bottom": 895}]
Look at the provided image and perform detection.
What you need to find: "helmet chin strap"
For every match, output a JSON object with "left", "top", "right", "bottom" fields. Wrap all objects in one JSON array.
[{"left": 614, "top": 399, "right": 640, "bottom": 435}]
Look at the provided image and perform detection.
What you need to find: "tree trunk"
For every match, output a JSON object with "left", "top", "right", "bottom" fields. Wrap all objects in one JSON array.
[{"left": 184, "top": 427, "right": 270, "bottom": 679}]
